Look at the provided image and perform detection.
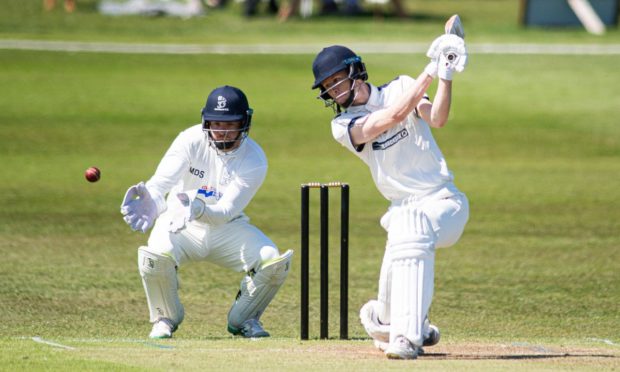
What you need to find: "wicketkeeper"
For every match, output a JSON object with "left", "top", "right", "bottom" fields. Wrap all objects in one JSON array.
[
  {"left": 120, "top": 85, "right": 293, "bottom": 339},
  {"left": 310, "top": 18, "right": 469, "bottom": 359}
]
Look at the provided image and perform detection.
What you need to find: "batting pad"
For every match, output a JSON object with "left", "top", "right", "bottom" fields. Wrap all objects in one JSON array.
[
  {"left": 228, "top": 250, "right": 293, "bottom": 329},
  {"left": 389, "top": 241, "right": 435, "bottom": 347},
  {"left": 138, "top": 248, "right": 184, "bottom": 326},
  {"left": 376, "top": 248, "right": 392, "bottom": 325}
]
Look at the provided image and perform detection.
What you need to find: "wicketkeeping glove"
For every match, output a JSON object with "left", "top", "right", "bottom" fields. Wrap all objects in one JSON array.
[
  {"left": 120, "top": 182, "right": 159, "bottom": 233},
  {"left": 168, "top": 190, "right": 207, "bottom": 233}
]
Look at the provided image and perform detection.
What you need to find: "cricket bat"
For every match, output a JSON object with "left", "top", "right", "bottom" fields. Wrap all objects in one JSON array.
[
  {"left": 442, "top": 14, "right": 465, "bottom": 63},
  {"left": 444, "top": 14, "right": 465, "bottom": 39}
]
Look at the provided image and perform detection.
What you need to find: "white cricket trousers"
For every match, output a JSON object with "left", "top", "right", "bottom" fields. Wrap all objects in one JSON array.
[
  {"left": 375, "top": 189, "right": 469, "bottom": 331},
  {"left": 145, "top": 213, "right": 279, "bottom": 273},
  {"left": 382, "top": 190, "right": 469, "bottom": 249}
]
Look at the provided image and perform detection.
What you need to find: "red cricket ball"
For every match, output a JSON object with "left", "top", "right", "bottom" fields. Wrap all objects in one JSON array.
[{"left": 85, "top": 166, "right": 101, "bottom": 182}]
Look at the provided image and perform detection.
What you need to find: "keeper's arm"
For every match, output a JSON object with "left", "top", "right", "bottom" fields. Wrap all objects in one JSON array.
[{"left": 194, "top": 166, "right": 266, "bottom": 226}]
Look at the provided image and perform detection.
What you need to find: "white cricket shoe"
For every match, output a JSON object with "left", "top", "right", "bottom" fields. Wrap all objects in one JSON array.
[
  {"left": 373, "top": 339, "right": 388, "bottom": 352},
  {"left": 379, "top": 339, "right": 426, "bottom": 355},
  {"left": 385, "top": 336, "right": 419, "bottom": 360},
  {"left": 423, "top": 324, "right": 440, "bottom": 347},
  {"left": 149, "top": 318, "right": 175, "bottom": 339},
  {"left": 228, "top": 319, "right": 270, "bottom": 338}
]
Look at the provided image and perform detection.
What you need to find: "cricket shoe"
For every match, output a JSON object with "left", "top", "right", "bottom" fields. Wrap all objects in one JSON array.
[
  {"left": 149, "top": 318, "right": 177, "bottom": 339},
  {"left": 423, "top": 324, "right": 440, "bottom": 347},
  {"left": 378, "top": 339, "right": 426, "bottom": 356},
  {"left": 228, "top": 318, "right": 270, "bottom": 338},
  {"left": 374, "top": 339, "right": 388, "bottom": 352},
  {"left": 385, "top": 335, "right": 420, "bottom": 360}
]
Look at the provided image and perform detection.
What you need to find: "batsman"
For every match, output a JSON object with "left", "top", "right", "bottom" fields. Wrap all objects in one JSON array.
[
  {"left": 310, "top": 15, "right": 469, "bottom": 359},
  {"left": 120, "top": 85, "right": 292, "bottom": 339}
]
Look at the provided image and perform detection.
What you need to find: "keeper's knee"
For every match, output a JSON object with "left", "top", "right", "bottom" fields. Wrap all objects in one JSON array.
[
  {"left": 138, "top": 247, "right": 177, "bottom": 277},
  {"left": 138, "top": 247, "right": 184, "bottom": 325},
  {"left": 228, "top": 250, "right": 293, "bottom": 328}
]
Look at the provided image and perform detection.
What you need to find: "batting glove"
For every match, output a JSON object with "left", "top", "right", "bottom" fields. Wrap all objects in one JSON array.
[
  {"left": 437, "top": 54, "right": 456, "bottom": 80},
  {"left": 424, "top": 58, "right": 438, "bottom": 78},
  {"left": 426, "top": 34, "right": 468, "bottom": 75}
]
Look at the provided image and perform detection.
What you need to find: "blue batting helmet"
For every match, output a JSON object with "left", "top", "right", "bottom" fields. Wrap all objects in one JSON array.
[{"left": 311, "top": 45, "right": 367, "bottom": 90}]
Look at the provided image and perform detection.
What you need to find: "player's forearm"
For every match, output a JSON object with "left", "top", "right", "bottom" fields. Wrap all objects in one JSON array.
[
  {"left": 352, "top": 73, "right": 433, "bottom": 144},
  {"left": 195, "top": 169, "right": 265, "bottom": 226},
  {"left": 198, "top": 203, "right": 237, "bottom": 225},
  {"left": 390, "top": 73, "right": 434, "bottom": 122},
  {"left": 147, "top": 139, "right": 190, "bottom": 202},
  {"left": 146, "top": 159, "right": 188, "bottom": 214},
  {"left": 428, "top": 79, "right": 452, "bottom": 128}
]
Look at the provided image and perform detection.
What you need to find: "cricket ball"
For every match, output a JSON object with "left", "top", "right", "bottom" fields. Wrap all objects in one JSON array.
[{"left": 85, "top": 166, "right": 101, "bottom": 183}]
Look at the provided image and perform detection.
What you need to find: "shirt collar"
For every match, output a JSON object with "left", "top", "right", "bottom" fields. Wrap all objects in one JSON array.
[{"left": 346, "top": 83, "right": 380, "bottom": 114}]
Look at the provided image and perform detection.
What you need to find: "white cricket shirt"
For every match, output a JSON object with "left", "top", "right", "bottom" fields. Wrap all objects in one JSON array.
[
  {"left": 331, "top": 76, "right": 458, "bottom": 202},
  {"left": 145, "top": 124, "right": 267, "bottom": 225}
]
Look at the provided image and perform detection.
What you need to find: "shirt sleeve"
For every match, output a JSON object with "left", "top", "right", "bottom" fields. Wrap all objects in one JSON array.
[
  {"left": 145, "top": 131, "right": 191, "bottom": 214},
  {"left": 197, "top": 164, "right": 267, "bottom": 226},
  {"left": 331, "top": 114, "right": 367, "bottom": 153}
]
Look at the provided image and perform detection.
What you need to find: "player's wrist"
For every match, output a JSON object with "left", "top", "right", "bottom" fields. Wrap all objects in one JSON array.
[
  {"left": 424, "top": 60, "right": 438, "bottom": 79},
  {"left": 437, "top": 63, "right": 453, "bottom": 81}
]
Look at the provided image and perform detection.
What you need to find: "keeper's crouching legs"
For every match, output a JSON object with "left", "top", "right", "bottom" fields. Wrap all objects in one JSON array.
[
  {"left": 227, "top": 249, "right": 294, "bottom": 337},
  {"left": 138, "top": 247, "right": 185, "bottom": 338}
]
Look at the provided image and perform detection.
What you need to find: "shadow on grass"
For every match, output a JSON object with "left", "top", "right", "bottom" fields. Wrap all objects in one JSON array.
[{"left": 422, "top": 352, "right": 618, "bottom": 360}]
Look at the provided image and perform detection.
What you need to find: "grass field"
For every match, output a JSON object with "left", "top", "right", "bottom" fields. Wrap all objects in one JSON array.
[
  {"left": 1, "top": 0, "right": 619, "bottom": 370},
  {"left": 3, "top": 0, "right": 620, "bottom": 43}
]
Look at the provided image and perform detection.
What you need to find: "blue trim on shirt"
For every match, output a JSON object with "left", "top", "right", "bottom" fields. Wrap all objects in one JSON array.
[{"left": 347, "top": 116, "right": 366, "bottom": 152}]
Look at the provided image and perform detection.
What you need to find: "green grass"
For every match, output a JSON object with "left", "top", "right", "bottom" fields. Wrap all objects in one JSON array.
[
  {"left": 2, "top": 0, "right": 620, "bottom": 43},
  {"left": 1, "top": 1, "right": 619, "bottom": 370}
]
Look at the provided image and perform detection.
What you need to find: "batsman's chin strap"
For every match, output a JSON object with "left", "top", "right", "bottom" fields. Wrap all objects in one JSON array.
[
  {"left": 321, "top": 78, "right": 362, "bottom": 114},
  {"left": 342, "top": 78, "right": 361, "bottom": 109},
  {"left": 341, "top": 85, "right": 355, "bottom": 108}
]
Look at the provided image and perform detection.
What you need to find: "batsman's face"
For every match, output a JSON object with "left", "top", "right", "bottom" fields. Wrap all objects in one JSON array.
[{"left": 322, "top": 71, "right": 352, "bottom": 105}]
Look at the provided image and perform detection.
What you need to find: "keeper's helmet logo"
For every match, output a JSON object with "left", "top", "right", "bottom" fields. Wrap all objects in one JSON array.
[{"left": 215, "top": 96, "right": 228, "bottom": 111}]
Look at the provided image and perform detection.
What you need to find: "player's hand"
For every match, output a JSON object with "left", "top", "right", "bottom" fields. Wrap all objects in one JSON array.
[
  {"left": 424, "top": 59, "right": 438, "bottom": 78},
  {"left": 168, "top": 191, "right": 205, "bottom": 233},
  {"left": 426, "top": 34, "right": 468, "bottom": 78},
  {"left": 437, "top": 53, "right": 458, "bottom": 81},
  {"left": 426, "top": 34, "right": 465, "bottom": 60},
  {"left": 120, "top": 182, "right": 159, "bottom": 233}
]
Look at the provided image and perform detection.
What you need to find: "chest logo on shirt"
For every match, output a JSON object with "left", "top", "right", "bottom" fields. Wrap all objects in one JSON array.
[
  {"left": 198, "top": 187, "right": 222, "bottom": 201},
  {"left": 372, "top": 128, "right": 409, "bottom": 151},
  {"left": 189, "top": 167, "right": 205, "bottom": 179}
]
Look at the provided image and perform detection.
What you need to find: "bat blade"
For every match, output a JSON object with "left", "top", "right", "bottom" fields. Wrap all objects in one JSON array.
[{"left": 445, "top": 14, "right": 465, "bottom": 39}]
